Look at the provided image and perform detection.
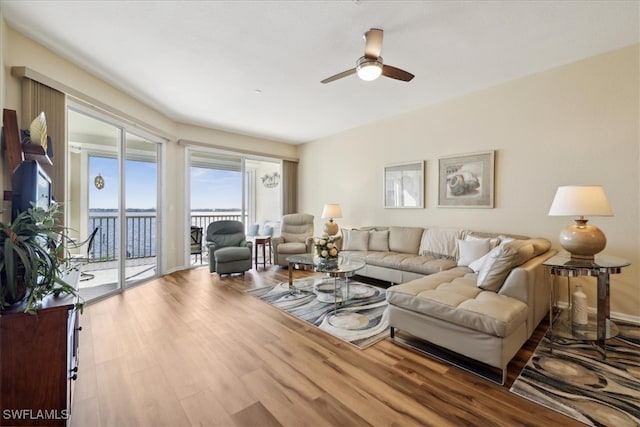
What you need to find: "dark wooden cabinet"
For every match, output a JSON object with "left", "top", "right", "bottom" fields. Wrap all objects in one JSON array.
[{"left": 0, "top": 273, "right": 80, "bottom": 427}]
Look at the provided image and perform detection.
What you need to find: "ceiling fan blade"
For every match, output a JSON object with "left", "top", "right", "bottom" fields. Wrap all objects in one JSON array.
[
  {"left": 320, "top": 68, "right": 357, "bottom": 84},
  {"left": 382, "top": 64, "right": 415, "bottom": 82},
  {"left": 364, "top": 28, "right": 383, "bottom": 59}
]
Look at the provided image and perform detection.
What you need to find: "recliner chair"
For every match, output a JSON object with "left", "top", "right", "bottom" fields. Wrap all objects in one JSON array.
[
  {"left": 206, "top": 220, "right": 253, "bottom": 275},
  {"left": 272, "top": 213, "right": 314, "bottom": 266}
]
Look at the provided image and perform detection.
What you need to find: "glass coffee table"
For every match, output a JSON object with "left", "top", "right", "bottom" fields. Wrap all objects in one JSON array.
[{"left": 287, "top": 254, "right": 365, "bottom": 310}]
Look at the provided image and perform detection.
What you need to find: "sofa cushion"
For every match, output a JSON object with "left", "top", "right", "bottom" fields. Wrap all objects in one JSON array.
[
  {"left": 388, "top": 227, "right": 424, "bottom": 254},
  {"left": 368, "top": 230, "right": 390, "bottom": 252},
  {"left": 276, "top": 242, "right": 308, "bottom": 255},
  {"left": 342, "top": 229, "right": 369, "bottom": 251},
  {"left": 476, "top": 240, "right": 535, "bottom": 291},
  {"left": 386, "top": 272, "right": 528, "bottom": 338},
  {"left": 457, "top": 238, "right": 492, "bottom": 267},
  {"left": 418, "top": 228, "right": 465, "bottom": 260},
  {"left": 365, "top": 252, "right": 457, "bottom": 275}
]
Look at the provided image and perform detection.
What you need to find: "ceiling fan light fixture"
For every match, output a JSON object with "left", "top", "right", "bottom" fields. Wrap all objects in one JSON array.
[{"left": 356, "top": 56, "right": 383, "bottom": 81}]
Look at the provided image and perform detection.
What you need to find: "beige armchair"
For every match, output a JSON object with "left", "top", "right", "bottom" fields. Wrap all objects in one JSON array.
[{"left": 272, "top": 213, "right": 314, "bottom": 266}]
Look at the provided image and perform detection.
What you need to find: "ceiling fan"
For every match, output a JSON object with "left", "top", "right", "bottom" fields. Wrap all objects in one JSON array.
[{"left": 321, "top": 28, "right": 415, "bottom": 84}]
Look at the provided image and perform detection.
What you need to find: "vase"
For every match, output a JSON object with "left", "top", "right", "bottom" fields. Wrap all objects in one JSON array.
[
  {"left": 572, "top": 283, "right": 588, "bottom": 325},
  {"left": 1, "top": 267, "right": 28, "bottom": 309},
  {"left": 317, "top": 257, "right": 338, "bottom": 270}
]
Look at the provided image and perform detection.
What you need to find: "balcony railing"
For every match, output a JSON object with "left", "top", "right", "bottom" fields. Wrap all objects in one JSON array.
[{"left": 88, "top": 212, "right": 244, "bottom": 262}]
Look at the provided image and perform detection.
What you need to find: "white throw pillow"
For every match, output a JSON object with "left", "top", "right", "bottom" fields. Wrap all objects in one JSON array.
[
  {"left": 468, "top": 236, "right": 516, "bottom": 272},
  {"left": 457, "top": 238, "right": 492, "bottom": 267},
  {"left": 341, "top": 229, "right": 369, "bottom": 251},
  {"left": 466, "top": 234, "right": 500, "bottom": 249},
  {"left": 476, "top": 241, "right": 535, "bottom": 292}
]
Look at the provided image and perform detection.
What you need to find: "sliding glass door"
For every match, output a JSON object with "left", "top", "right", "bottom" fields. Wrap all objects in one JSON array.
[
  {"left": 188, "top": 151, "right": 244, "bottom": 266},
  {"left": 187, "top": 148, "right": 282, "bottom": 266},
  {"left": 68, "top": 106, "right": 161, "bottom": 301},
  {"left": 124, "top": 131, "right": 158, "bottom": 284}
]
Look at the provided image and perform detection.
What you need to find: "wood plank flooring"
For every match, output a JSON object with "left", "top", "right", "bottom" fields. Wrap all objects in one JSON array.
[{"left": 71, "top": 266, "right": 581, "bottom": 427}]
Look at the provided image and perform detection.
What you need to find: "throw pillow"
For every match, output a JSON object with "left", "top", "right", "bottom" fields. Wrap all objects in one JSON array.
[
  {"left": 468, "top": 246, "right": 496, "bottom": 273},
  {"left": 466, "top": 234, "right": 500, "bottom": 249},
  {"left": 368, "top": 230, "right": 390, "bottom": 252},
  {"left": 341, "top": 229, "right": 369, "bottom": 251},
  {"left": 247, "top": 223, "right": 260, "bottom": 236},
  {"left": 468, "top": 236, "right": 517, "bottom": 272},
  {"left": 457, "top": 238, "right": 492, "bottom": 267},
  {"left": 476, "top": 241, "right": 535, "bottom": 292},
  {"left": 418, "top": 228, "right": 463, "bottom": 260}
]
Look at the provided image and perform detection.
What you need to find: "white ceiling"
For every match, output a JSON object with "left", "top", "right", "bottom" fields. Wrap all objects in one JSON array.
[{"left": 2, "top": 1, "right": 638, "bottom": 144}]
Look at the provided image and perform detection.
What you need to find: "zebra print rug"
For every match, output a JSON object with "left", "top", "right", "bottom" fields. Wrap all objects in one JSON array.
[
  {"left": 510, "top": 319, "right": 640, "bottom": 426},
  {"left": 247, "top": 277, "right": 389, "bottom": 349}
]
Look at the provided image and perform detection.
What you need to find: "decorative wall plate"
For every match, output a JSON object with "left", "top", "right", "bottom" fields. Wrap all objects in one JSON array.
[{"left": 94, "top": 174, "right": 105, "bottom": 190}]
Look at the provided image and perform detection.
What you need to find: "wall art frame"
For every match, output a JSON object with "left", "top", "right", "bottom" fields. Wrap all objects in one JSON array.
[
  {"left": 383, "top": 161, "right": 424, "bottom": 208},
  {"left": 438, "top": 150, "right": 495, "bottom": 208}
]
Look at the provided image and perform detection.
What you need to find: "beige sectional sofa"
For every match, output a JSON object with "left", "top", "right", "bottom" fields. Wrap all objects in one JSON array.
[{"left": 339, "top": 226, "right": 555, "bottom": 384}]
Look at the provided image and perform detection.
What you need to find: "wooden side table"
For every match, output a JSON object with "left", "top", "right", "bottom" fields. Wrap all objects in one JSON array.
[
  {"left": 253, "top": 236, "right": 272, "bottom": 270},
  {"left": 543, "top": 253, "right": 630, "bottom": 358}
]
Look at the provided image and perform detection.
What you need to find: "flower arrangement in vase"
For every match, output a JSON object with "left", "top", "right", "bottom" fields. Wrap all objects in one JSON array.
[{"left": 315, "top": 235, "right": 339, "bottom": 268}]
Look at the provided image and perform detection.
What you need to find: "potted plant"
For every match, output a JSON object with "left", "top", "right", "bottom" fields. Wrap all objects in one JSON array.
[{"left": 0, "top": 203, "right": 80, "bottom": 314}]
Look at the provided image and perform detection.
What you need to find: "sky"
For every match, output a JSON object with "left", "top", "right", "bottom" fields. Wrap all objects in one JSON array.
[
  {"left": 190, "top": 167, "right": 241, "bottom": 210},
  {"left": 89, "top": 156, "right": 241, "bottom": 211}
]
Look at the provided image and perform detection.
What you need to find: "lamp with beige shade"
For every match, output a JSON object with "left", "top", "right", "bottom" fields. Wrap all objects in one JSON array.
[
  {"left": 548, "top": 185, "right": 613, "bottom": 261},
  {"left": 321, "top": 204, "right": 342, "bottom": 236}
]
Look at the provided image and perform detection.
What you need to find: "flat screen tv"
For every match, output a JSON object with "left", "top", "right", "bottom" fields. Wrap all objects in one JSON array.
[{"left": 11, "top": 160, "right": 52, "bottom": 221}]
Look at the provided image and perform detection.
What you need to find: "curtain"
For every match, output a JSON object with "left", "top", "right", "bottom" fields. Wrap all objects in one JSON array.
[
  {"left": 20, "top": 79, "right": 66, "bottom": 205},
  {"left": 281, "top": 160, "right": 298, "bottom": 214}
]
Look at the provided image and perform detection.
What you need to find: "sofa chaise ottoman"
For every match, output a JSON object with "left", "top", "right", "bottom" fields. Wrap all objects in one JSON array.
[
  {"left": 387, "top": 238, "right": 554, "bottom": 384},
  {"left": 339, "top": 226, "right": 554, "bottom": 384}
]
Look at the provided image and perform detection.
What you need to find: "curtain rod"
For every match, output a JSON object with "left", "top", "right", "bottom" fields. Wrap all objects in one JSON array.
[
  {"left": 11, "top": 66, "right": 173, "bottom": 142},
  {"left": 178, "top": 139, "right": 299, "bottom": 163}
]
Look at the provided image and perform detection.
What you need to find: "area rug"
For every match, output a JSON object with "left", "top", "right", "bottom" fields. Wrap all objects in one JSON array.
[
  {"left": 510, "top": 319, "right": 640, "bottom": 426},
  {"left": 247, "top": 276, "right": 389, "bottom": 349}
]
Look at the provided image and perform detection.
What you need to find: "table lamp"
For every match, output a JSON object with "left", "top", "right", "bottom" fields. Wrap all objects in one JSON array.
[
  {"left": 321, "top": 204, "right": 342, "bottom": 236},
  {"left": 548, "top": 185, "right": 613, "bottom": 261}
]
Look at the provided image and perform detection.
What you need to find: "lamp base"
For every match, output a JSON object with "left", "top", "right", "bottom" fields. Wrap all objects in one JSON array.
[
  {"left": 324, "top": 220, "right": 339, "bottom": 236},
  {"left": 559, "top": 219, "right": 606, "bottom": 261}
]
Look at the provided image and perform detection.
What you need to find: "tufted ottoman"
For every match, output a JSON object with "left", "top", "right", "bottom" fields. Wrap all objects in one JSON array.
[
  {"left": 213, "top": 246, "right": 252, "bottom": 275},
  {"left": 386, "top": 241, "right": 554, "bottom": 384}
]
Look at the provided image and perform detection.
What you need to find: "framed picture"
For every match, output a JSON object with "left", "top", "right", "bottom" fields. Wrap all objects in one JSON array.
[
  {"left": 438, "top": 151, "right": 495, "bottom": 208},
  {"left": 384, "top": 161, "right": 424, "bottom": 208}
]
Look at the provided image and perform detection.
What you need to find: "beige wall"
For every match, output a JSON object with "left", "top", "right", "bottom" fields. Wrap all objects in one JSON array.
[
  {"left": 299, "top": 45, "right": 640, "bottom": 319},
  {"left": 1, "top": 23, "right": 296, "bottom": 272}
]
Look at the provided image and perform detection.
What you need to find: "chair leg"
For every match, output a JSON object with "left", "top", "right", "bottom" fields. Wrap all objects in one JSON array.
[{"left": 80, "top": 271, "right": 95, "bottom": 281}]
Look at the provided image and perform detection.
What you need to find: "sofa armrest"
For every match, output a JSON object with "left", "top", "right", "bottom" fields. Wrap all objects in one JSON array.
[
  {"left": 499, "top": 249, "right": 556, "bottom": 302},
  {"left": 272, "top": 236, "right": 284, "bottom": 246},
  {"left": 241, "top": 240, "right": 253, "bottom": 252},
  {"left": 271, "top": 236, "right": 284, "bottom": 260},
  {"left": 499, "top": 249, "right": 557, "bottom": 336}
]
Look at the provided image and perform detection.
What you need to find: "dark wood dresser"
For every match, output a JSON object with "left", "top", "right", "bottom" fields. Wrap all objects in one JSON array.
[{"left": 0, "top": 271, "right": 81, "bottom": 426}]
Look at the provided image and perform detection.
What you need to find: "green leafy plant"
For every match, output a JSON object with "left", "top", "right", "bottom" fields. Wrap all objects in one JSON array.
[{"left": 0, "top": 203, "right": 81, "bottom": 314}]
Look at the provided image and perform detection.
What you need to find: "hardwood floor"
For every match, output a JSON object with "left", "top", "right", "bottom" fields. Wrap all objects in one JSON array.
[{"left": 71, "top": 266, "right": 581, "bottom": 427}]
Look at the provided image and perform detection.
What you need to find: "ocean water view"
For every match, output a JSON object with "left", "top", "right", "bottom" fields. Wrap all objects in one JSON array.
[{"left": 88, "top": 209, "right": 243, "bottom": 261}]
